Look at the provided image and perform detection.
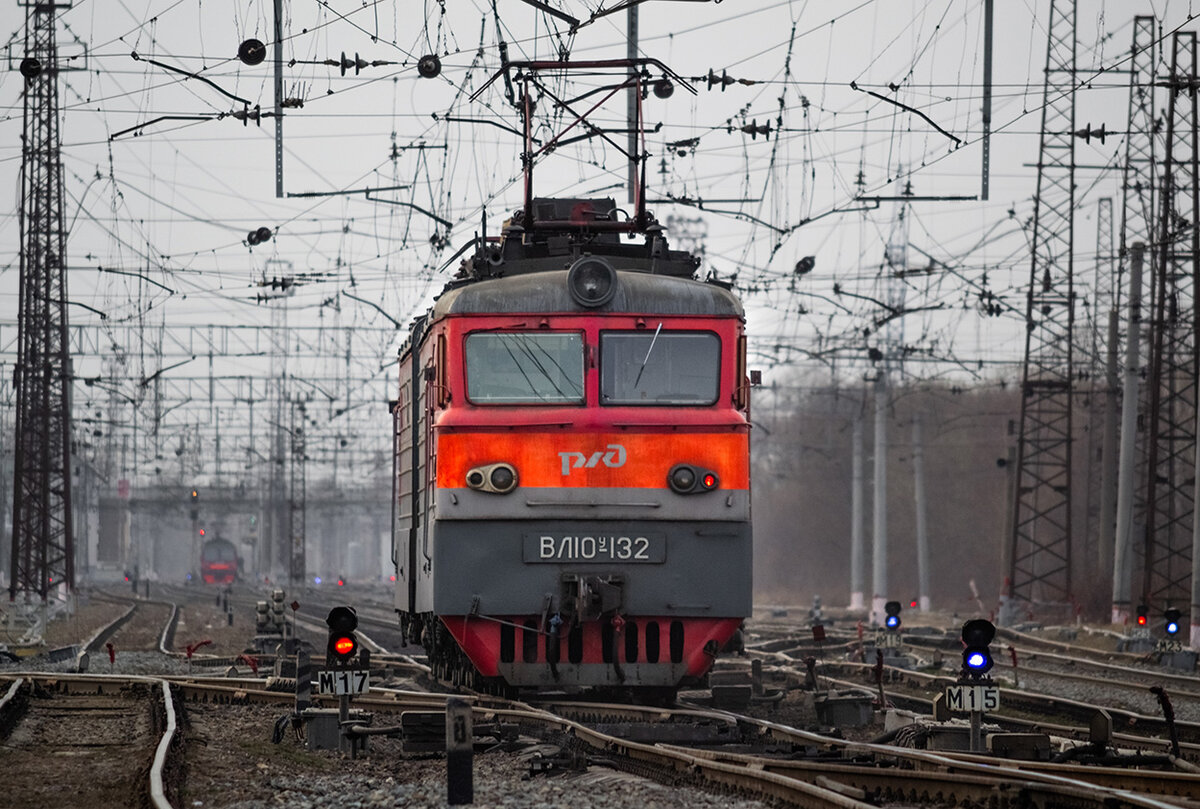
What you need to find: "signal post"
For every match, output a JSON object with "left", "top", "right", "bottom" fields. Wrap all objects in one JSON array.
[
  {"left": 309, "top": 606, "right": 372, "bottom": 754},
  {"left": 945, "top": 619, "right": 998, "bottom": 753}
]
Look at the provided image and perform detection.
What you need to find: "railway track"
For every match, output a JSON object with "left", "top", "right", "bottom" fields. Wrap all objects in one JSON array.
[
  {"left": 0, "top": 675, "right": 180, "bottom": 809},
  {"left": 9, "top": 596, "right": 1200, "bottom": 809},
  {"left": 7, "top": 640, "right": 1200, "bottom": 809}
]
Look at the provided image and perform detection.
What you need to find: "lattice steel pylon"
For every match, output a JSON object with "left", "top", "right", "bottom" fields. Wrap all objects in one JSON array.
[
  {"left": 1007, "top": 0, "right": 1078, "bottom": 613},
  {"left": 10, "top": 2, "right": 75, "bottom": 603},
  {"left": 1141, "top": 32, "right": 1200, "bottom": 609},
  {"left": 1120, "top": 18, "right": 1159, "bottom": 287}
]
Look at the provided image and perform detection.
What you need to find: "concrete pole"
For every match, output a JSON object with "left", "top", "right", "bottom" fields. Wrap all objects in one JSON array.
[
  {"left": 626, "top": 6, "right": 638, "bottom": 205},
  {"left": 1191, "top": 402, "right": 1200, "bottom": 648},
  {"left": 1112, "top": 243, "right": 1144, "bottom": 624},
  {"left": 1097, "top": 309, "right": 1120, "bottom": 577},
  {"left": 274, "top": 0, "right": 284, "bottom": 197},
  {"left": 871, "top": 374, "right": 888, "bottom": 626},
  {"left": 912, "top": 414, "right": 931, "bottom": 611},
  {"left": 849, "top": 409, "right": 865, "bottom": 610}
]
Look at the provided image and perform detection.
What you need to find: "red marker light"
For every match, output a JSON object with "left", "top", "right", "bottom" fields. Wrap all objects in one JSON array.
[
  {"left": 334, "top": 636, "right": 356, "bottom": 655},
  {"left": 910, "top": 600, "right": 918, "bottom": 608},
  {"left": 390, "top": 574, "right": 396, "bottom": 582},
  {"left": 703, "top": 473, "right": 717, "bottom": 488}
]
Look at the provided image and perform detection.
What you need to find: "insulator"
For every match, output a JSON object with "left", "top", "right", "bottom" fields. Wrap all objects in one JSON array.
[
  {"left": 653, "top": 78, "right": 674, "bottom": 99},
  {"left": 19, "top": 57, "right": 42, "bottom": 79},
  {"left": 740, "top": 119, "right": 771, "bottom": 140},
  {"left": 706, "top": 68, "right": 735, "bottom": 91},
  {"left": 255, "top": 226, "right": 273, "bottom": 244},
  {"left": 340, "top": 51, "right": 367, "bottom": 76},
  {"left": 418, "top": 54, "right": 441, "bottom": 79},
  {"left": 237, "top": 39, "right": 266, "bottom": 66}
]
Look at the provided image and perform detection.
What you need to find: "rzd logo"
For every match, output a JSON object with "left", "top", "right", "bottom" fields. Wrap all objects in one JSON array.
[{"left": 559, "top": 444, "right": 626, "bottom": 476}]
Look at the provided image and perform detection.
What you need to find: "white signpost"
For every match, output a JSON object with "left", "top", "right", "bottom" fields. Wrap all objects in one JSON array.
[{"left": 317, "top": 669, "right": 369, "bottom": 695}]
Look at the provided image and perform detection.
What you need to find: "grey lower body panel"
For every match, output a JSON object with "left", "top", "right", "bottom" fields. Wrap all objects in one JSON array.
[
  {"left": 424, "top": 518, "right": 751, "bottom": 618},
  {"left": 497, "top": 661, "right": 688, "bottom": 687}
]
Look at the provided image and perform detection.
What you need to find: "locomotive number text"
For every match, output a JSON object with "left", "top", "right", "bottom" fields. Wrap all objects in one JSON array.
[{"left": 523, "top": 533, "right": 666, "bottom": 563}]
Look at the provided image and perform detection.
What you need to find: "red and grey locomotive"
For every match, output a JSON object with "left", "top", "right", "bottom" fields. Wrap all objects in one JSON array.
[{"left": 392, "top": 196, "right": 752, "bottom": 697}]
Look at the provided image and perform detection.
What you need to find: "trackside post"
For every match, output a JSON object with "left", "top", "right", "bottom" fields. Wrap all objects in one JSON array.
[{"left": 446, "top": 697, "right": 473, "bottom": 805}]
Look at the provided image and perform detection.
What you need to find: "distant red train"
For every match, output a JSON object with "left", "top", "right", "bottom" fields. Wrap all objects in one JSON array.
[
  {"left": 392, "top": 197, "right": 752, "bottom": 699},
  {"left": 200, "top": 536, "right": 240, "bottom": 584}
]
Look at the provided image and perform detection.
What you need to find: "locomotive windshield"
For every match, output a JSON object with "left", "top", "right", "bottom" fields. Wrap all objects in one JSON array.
[
  {"left": 465, "top": 332, "right": 585, "bottom": 404},
  {"left": 201, "top": 541, "right": 236, "bottom": 562},
  {"left": 600, "top": 331, "right": 720, "bottom": 405}
]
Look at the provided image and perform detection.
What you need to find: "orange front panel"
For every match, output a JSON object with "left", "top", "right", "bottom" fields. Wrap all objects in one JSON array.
[{"left": 435, "top": 431, "right": 749, "bottom": 489}]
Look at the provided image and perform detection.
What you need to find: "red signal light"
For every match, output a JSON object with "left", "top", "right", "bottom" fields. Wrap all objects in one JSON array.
[
  {"left": 199, "top": 528, "right": 206, "bottom": 536},
  {"left": 1137, "top": 614, "right": 1147, "bottom": 626},
  {"left": 337, "top": 578, "right": 344, "bottom": 586},
  {"left": 910, "top": 600, "right": 918, "bottom": 608},
  {"left": 333, "top": 636, "right": 356, "bottom": 656}
]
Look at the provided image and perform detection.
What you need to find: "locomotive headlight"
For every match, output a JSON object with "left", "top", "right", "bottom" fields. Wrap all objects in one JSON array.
[
  {"left": 567, "top": 255, "right": 618, "bottom": 308},
  {"left": 466, "top": 462, "right": 518, "bottom": 494},
  {"left": 669, "top": 464, "right": 718, "bottom": 494},
  {"left": 670, "top": 466, "right": 696, "bottom": 491},
  {"left": 490, "top": 465, "right": 515, "bottom": 491}
]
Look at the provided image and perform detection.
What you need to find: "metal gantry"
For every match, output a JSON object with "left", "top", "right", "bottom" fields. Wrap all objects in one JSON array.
[
  {"left": 1141, "top": 32, "right": 1200, "bottom": 609},
  {"left": 11, "top": 2, "right": 74, "bottom": 602},
  {"left": 1007, "top": 0, "right": 1077, "bottom": 611}
]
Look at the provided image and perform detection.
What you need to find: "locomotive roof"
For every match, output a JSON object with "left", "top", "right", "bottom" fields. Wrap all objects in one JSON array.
[{"left": 430, "top": 270, "right": 744, "bottom": 319}]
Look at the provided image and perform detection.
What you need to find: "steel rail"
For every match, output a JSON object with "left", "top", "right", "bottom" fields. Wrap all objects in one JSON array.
[
  {"left": 702, "top": 714, "right": 1190, "bottom": 809},
  {"left": 4, "top": 670, "right": 1190, "bottom": 809},
  {"left": 809, "top": 670, "right": 1200, "bottom": 759},
  {"left": 149, "top": 680, "right": 178, "bottom": 809},
  {"left": 753, "top": 647, "right": 1200, "bottom": 747}
]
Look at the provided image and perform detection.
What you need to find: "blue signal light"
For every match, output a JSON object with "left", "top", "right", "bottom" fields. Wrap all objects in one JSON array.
[
  {"left": 1164, "top": 607, "right": 1182, "bottom": 637},
  {"left": 885, "top": 614, "right": 900, "bottom": 629},
  {"left": 314, "top": 576, "right": 322, "bottom": 585},
  {"left": 966, "top": 651, "right": 988, "bottom": 669}
]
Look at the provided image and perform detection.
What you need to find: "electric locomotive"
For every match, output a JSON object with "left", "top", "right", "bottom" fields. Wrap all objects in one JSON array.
[
  {"left": 199, "top": 535, "right": 240, "bottom": 585},
  {"left": 392, "top": 196, "right": 751, "bottom": 697}
]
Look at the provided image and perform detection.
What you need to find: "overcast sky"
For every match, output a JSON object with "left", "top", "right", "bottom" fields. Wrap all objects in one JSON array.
[{"left": 0, "top": 0, "right": 1191, "bottom": 485}]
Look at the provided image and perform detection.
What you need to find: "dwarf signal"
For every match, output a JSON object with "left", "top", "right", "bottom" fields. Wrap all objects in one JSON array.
[
  {"left": 960, "top": 618, "right": 995, "bottom": 679},
  {"left": 1165, "top": 607, "right": 1182, "bottom": 637},
  {"left": 884, "top": 600, "right": 902, "bottom": 630},
  {"left": 325, "top": 605, "right": 359, "bottom": 666}
]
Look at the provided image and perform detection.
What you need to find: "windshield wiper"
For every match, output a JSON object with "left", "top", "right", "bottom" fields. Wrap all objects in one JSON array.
[{"left": 633, "top": 322, "right": 663, "bottom": 390}]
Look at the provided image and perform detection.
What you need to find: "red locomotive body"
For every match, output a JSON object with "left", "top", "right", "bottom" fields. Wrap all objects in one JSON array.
[
  {"left": 200, "top": 536, "right": 239, "bottom": 585},
  {"left": 393, "top": 198, "right": 752, "bottom": 697}
]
